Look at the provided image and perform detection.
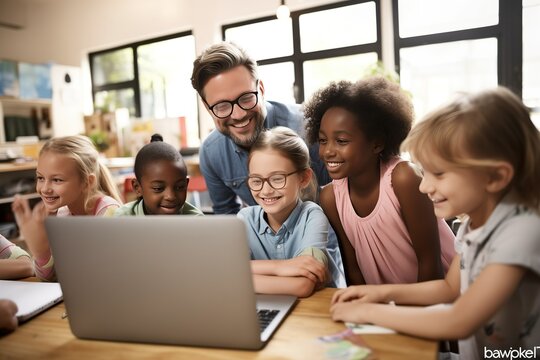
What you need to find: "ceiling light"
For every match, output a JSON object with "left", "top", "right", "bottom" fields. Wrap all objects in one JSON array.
[{"left": 276, "top": 0, "right": 290, "bottom": 20}]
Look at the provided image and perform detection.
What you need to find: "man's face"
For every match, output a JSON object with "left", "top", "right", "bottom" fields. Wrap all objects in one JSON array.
[{"left": 202, "top": 66, "right": 266, "bottom": 148}]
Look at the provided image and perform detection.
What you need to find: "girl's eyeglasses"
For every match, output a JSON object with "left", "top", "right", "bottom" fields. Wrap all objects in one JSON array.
[{"left": 246, "top": 170, "right": 301, "bottom": 191}]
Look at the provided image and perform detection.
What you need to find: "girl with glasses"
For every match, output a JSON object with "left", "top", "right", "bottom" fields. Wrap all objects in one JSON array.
[
  {"left": 305, "top": 77, "right": 455, "bottom": 286},
  {"left": 237, "top": 126, "right": 329, "bottom": 297}
]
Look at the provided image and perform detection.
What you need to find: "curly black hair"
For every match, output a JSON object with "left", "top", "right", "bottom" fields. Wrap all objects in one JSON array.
[{"left": 304, "top": 76, "right": 414, "bottom": 161}]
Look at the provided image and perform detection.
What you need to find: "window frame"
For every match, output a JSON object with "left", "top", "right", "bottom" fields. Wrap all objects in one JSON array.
[
  {"left": 89, "top": 30, "right": 194, "bottom": 118},
  {"left": 392, "top": 0, "right": 523, "bottom": 97},
  {"left": 222, "top": 0, "right": 382, "bottom": 104}
]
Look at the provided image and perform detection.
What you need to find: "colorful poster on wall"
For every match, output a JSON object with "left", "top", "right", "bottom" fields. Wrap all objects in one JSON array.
[
  {"left": 0, "top": 59, "right": 19, "bottom": 97},
  {"left": 18, "top": 62, "right": 52, "bottom": 100}
]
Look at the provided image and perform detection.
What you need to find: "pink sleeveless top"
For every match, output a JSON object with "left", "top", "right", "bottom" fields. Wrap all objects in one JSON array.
[{"left": 333, "top": 157, "right": 455, "bottom": 284}]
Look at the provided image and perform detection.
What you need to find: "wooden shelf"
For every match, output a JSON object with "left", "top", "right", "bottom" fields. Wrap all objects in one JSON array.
[
  {"left": 0, "top": 160, "right": 37, "bottom": 173},
  {"left": 0, "top": 97, "right": 52, "bottom": 106}
]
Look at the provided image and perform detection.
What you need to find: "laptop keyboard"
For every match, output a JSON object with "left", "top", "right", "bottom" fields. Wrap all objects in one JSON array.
[{"left": 257, "top": 309, "right": 280, "bottom": 332}]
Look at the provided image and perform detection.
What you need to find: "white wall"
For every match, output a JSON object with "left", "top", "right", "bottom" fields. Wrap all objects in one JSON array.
[
  {"left": 0, "top": 0, "right": 392, "bottom": 139},
  {"left": 0, "top": 0, "right": 343, "bottom": 66}
]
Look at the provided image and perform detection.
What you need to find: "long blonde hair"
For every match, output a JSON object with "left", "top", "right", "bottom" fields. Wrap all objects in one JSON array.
[
  {"left": 402, "top": 87, "right": 540, "bottom": 210},
  {"left": 39, "top": 135, "right": 122, "bottom": 211}
]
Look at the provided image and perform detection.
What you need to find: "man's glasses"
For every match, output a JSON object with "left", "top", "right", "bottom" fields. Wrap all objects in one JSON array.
[
  {"left": 246, "top": 170, "right": 301, "bottom": 191},
  {"left": 203, "top": 80, "right": 259, "bottom": 119}
]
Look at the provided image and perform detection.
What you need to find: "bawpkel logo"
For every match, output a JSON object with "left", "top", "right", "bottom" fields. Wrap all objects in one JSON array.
[{"left": 484, "top": 346, "right": 540, "bottom": 359}]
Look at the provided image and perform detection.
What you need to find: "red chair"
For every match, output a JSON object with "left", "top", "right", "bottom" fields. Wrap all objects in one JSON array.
[
  {"left": 123, "top": 176, "right": 136, "bottom": 203},
  {"left": 187, "top": 175, "right": 207, "bottom": 209}
]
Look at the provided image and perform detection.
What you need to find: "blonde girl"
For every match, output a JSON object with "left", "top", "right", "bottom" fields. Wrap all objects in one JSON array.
[
  {"left": 12, "top": 135, "right": 122, "bottom": 281},
  {"left": 330, "top": 87, "right": 540, "bottom": 359}
]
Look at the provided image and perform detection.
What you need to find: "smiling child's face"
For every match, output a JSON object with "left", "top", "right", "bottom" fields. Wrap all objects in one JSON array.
[
  {"left": 318, "top": 106, "right": 381, "bottom": 180},
  {"left": 134, "top": 159, "right": 189, "bottom": 215},
  {"left": 36, "top": 151, "right": 87, "bottom": 213},
  {"left": 248, "top": 149, "right": 306, "bottom": 228},
  {"left": 418, "top": 155, "right": 494, "bottom": 228}
]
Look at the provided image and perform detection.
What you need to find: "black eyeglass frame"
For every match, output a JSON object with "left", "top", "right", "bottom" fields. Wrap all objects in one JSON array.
[
  {"left": 202, "top": 80, "right": 260, "bottom": 119},
  {"left": 246, "top": 170, "right": 302, "bottom": 191}
]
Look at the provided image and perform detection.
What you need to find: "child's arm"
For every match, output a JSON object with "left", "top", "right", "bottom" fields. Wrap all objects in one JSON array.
[
  {"left": 332, "top": 255, "right": 461, "bottom": 306},
  {"left": 11, "top": 197, "right": 51, "bottom": 260},
  {"left": 252, "top": 273, "right": 317, "bottom": 298},
  {"left": 0, "top": 235, "right": 34, "bottom": 279},
  {"left": 392, "top": 162, "right": 446, "bottom": 281},
  {"left": 319, "top": 185, "right": 365, "bottom": 285},
  {"left": 251, "top": 255, "right": 327, "bottom": 297},
  {"left": 331, "top": 262, "right": 526, "bottom": 340},
  {"left": 0, "top": 258, "right": 33, "bottom": 280},
  {"left": 251, "top": 256, "right": 327, "bottom": 283}
]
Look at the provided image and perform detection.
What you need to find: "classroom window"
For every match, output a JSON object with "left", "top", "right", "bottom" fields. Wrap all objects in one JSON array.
[
  {"left": 223, "top": 0, "right": 381, "bottom": 104},
  {"left": 94, "top": 89, "right": 136, "bottom": 117},
  {"left": 91, "top": 48, "right": 134, "bottom": 87},
  {"left": 257, "top": 62, "right": 296, "bottom": 104},
  {"left": 303, "top": 53, "right": 379, "bottom": 101},
  {"left": 393, "top": 0, "right": 522, "bottom": 122},
  {"left": 224, "top": 19, "right": 293, "bottom": 60},
  {"left": 397, "top": 0, "right": 498, "bottom": 37},
  {"left": 523, "top": 0, "right": 540, "bottom": 109},
  {"left": 299, "top": 2, "right": 377, "bottom": 52},
  {"left": 399, "top": 39, "right": 498, "bottom": 120},
  {"left": 89, "top": 32, "right": 199, "bottom": 146}
]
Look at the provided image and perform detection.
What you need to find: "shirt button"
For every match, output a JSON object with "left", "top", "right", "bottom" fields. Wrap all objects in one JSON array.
[{"left": 277, "top": 244, "right": 282, "bottom": 249}]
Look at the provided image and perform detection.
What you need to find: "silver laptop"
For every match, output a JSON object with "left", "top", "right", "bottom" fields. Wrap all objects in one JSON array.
[{"left": 45, "top": 216, "right": 296, "bottom": 350}]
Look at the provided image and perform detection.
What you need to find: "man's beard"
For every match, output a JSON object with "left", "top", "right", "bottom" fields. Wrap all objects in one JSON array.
[{"left": 226, "top": 113, "right": 265, "bottom": 149}]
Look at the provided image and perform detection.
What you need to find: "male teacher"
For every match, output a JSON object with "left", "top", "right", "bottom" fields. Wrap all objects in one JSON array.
[
  {"left": 191, "top": 41, "right": 330, "bottom": 214},
  {"left": 191, "top": 42, "right": 344, "bottom": 287}
]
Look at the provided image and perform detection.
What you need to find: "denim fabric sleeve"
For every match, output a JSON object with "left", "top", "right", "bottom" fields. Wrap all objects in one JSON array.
[{"left": 199, "top": 143, "right": 241, "bottom": 214}]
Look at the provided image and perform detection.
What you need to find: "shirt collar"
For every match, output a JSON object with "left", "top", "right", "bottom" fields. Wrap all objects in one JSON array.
[
  {"left": 462, "top": 224, "right": 484, "bottom": 246},
  {"left": 458, "top": 192, "right": 522, "bottom": 247},
  {"left": 257, "top": 199, "right": 304, "bottom": 235},
  {"left": 134, "top": 199, "right": 146, "bottom": 215}
]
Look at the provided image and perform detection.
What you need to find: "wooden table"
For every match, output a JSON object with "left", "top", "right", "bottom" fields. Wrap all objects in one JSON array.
[{"left": 0, "top": 288, "right": 437, "bottom": 359}]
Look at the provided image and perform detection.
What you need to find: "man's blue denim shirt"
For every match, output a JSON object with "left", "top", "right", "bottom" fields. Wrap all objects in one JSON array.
[{"left": 199, "top": 100, "right": 330, "bottom": 214}]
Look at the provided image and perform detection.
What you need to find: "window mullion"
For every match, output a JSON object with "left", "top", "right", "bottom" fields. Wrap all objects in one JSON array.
[
  {"left": 291, "top": 11, "right": 304, "bottom": 104},
  {"left": 132, "top": 45, "right": 141, "bottom": 118},
  {"left": 498, "top": 0, "right": 522, "bottom": 97}
]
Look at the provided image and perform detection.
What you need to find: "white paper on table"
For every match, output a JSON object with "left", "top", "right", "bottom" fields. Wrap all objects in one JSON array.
[
  {"left": 346, "top": 322, "right": 396, "bottom": 334},
  {"left": 0, "top": 280, "right": 63, "bottom": 322}
]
